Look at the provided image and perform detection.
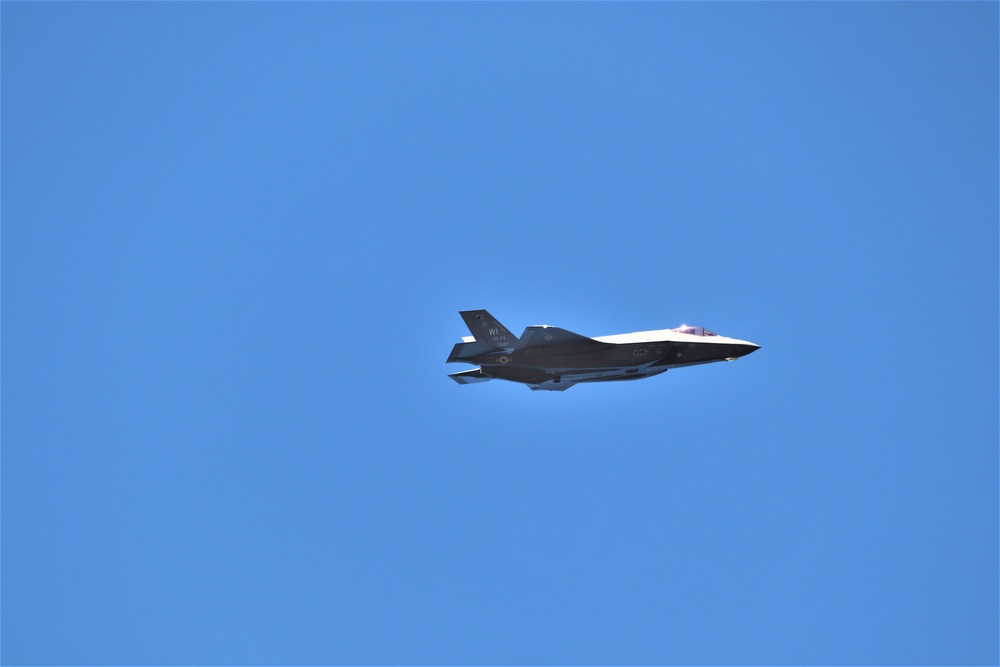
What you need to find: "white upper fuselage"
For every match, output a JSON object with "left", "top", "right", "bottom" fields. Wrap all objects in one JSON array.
[{"left": 594, "top": 328, "right": 757, "bottom": 348}]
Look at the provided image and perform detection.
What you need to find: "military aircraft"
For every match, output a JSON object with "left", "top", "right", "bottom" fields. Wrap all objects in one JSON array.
[{"left": 447, "top": 309, "right": 759, "bottom": 391}]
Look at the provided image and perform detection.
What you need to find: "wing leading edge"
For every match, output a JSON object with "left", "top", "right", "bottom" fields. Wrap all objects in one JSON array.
[{"left": 518, "top": 325, "right": 608, "bottom": 349}]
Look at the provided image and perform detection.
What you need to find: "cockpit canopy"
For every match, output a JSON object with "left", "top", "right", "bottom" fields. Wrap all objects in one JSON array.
[{"left": 671, "top": 325, "right": 718, "bottom": 337}]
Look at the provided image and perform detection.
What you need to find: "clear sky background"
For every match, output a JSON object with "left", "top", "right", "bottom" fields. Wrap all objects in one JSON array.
[{"left": 3, "top": 3, "right": 997, "bottom": 665}]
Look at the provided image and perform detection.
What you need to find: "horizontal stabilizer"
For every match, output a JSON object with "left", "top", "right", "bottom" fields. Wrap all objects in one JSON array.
[
  {"left": 519, "top": 325, "right": 608, "bottom": 348},
  {"left": 447, "top": 340, "right": 499, "bottom": 363},
  {"left": 449, "top": 368, "right": 492, "bottom": 385}
]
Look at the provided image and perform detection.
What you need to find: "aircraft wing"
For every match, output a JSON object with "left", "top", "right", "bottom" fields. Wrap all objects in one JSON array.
[
  {"left": 448, "top": 368, "right": 492, "bottom": 384},
  {"left": 519, "top": 325, "right": 609, "bottom": 349},
  {"left": 528, "top": 379, "right": 577, "bottom": 391}
]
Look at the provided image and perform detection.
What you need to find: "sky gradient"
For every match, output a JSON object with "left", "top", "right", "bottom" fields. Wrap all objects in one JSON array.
[{"left": 3, "top": 3, "right": 998, "bottom": 665}]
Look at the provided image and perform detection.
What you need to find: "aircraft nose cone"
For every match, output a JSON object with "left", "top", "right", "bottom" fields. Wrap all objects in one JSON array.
[{"left": 729, "top": 342, "right": 760, "bottom": 359}]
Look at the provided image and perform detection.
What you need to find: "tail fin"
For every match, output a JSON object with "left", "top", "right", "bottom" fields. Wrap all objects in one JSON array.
[{"left": 459, "top": 310, "right": 518, "bottom": 350}]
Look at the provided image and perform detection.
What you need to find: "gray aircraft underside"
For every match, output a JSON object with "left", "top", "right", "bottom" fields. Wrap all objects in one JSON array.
[{"left": 447, "top": 309, "right": 760, "bottom": 391}]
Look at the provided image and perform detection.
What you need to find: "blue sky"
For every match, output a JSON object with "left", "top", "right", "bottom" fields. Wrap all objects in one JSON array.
[{"left": 3, "top": 3, "right": 997, "bottom": 665}]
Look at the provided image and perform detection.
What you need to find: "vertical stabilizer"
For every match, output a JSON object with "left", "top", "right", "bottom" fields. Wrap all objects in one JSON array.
[{"left": 459, "top": 310, "right": 518, "bottom": 350}]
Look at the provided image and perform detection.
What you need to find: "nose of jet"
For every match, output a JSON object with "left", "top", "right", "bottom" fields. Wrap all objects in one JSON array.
[{"left": 728, "top": 342, "right": 760, "bottom": 359}]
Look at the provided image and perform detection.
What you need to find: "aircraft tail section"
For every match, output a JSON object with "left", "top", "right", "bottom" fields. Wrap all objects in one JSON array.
[
  {"left": 447, "top": 340, "right": 497, "bottom": 363},
  {"left": 459, "top": 310, "right": 518, "bottom": 350}
]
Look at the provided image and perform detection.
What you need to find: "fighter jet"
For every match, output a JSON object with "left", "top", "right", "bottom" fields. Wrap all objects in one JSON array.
[{"left": 447, "top": 310, "right": 759, "bottom": 391}]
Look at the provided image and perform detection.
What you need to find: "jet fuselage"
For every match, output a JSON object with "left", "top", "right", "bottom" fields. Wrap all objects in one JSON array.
[{"left": 447, "top": 310, "right": 759, "bottom": 391}]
